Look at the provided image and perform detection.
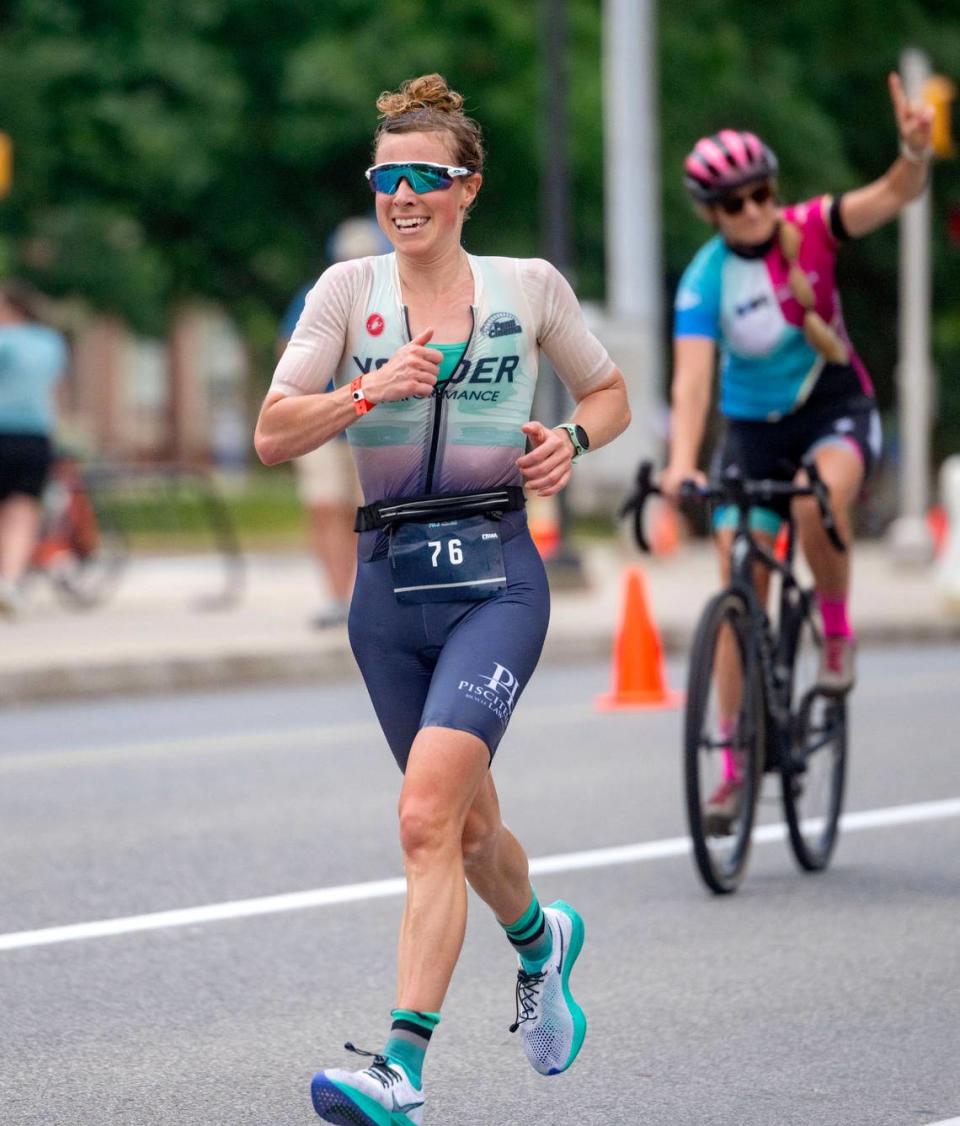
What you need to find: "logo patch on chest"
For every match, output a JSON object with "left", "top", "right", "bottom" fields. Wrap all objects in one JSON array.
[
  {"left": 480, "top": 312, "right": 522, "bottom": 338},
  {"left": 734, "top": 294, "right": 771, "bottom": 317},
  {"left": 366, "top": 313, "right": 385, "bottom": 336}
]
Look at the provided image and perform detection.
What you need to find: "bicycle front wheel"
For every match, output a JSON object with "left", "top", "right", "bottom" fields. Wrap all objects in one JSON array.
[
  {"left": 684, "top": 589, "right": 765, "bottom": 895},
  {"left": 779, "top": 605, "right": 847, "bottom": 871}
]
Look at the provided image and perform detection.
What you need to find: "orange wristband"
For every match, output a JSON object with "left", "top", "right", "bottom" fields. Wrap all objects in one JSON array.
[{"left": 351, "top": 375, "right": 375, "bottom": 415}]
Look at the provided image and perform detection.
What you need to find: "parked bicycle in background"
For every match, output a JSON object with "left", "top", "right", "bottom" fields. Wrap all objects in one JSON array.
[{"left": 29, "top": 453, "right": 128, "bottom": 610}]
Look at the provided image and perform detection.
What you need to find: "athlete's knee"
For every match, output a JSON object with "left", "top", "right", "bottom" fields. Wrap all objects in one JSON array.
[{"left": 397, "top": 795, "right": 462, "bottom": 862}]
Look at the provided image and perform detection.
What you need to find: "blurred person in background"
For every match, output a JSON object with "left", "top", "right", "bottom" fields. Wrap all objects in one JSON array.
[
  {"left": 661, "top": 73, "right": 932, "bottom": 830},
  {"left": 256, "top": 73, "right": 629, "bottom": 1125},
  {"left": 0, "top": 280, "right": 68, "bottom": 616},
  {"left": 276, "top": 217, "right": 390, "bottom": 629}
]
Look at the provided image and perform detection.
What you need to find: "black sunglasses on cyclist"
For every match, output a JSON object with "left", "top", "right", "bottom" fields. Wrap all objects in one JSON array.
[
  {"left": 365, "top": 161, "right": 473, "bottom": 195},
  {"left": 717, "top": 183, "right": 774, "bottom": 215}
]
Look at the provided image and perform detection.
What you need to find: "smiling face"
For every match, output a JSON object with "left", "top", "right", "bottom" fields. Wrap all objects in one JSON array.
[
  {"left": 371, "top": 130, "right": 481, "bottom": 259},
  {"left": 710, "top": 181, "right": 779, "bottom": 247}
]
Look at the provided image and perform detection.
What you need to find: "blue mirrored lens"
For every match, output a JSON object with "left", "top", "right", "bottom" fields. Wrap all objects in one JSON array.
[{"left": 368, "top": 164, "right": 452, "bottom": 194}]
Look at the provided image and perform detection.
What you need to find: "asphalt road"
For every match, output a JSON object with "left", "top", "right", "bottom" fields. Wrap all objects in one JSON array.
[{"left": 1, "top": 647, "right": 958, "bottom": 1126}]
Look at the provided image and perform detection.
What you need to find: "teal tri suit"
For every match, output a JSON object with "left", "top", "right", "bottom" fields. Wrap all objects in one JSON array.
[{"left": 272, "top": 252, "right": 613, "bottom": 768}]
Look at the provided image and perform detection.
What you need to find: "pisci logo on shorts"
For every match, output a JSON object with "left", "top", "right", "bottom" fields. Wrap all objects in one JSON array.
[
  {"left": 458, "top": 662, "right": 520, "bottom": 725},
  {"left": 480, "top": 312, "right": 522, "bottom": 339},
  {"left": 366, "top": 313, "right": 385, "bottom": 336}
]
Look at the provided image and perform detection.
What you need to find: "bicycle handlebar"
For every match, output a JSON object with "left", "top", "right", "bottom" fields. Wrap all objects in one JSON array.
[{"left": 619, "top": 460, "right": 847, "bottom": 554}]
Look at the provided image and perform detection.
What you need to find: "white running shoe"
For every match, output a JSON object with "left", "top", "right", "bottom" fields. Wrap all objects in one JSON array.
[
  {"left": 509, "top": 900, "right": 586, "bottom": 1075},
  {"left": 817, "top": 635, "right": 857, "bottom": 695},
  {"left": 311, "top": 1045, "right": 424, "bottom": 1125}
]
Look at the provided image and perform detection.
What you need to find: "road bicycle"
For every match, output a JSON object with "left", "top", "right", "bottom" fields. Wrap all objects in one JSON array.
[{"left": 622, "top": 460, "right": 849, "bottom": 894}]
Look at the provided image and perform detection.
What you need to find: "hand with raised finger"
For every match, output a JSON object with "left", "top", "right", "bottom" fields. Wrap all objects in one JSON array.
[
  {"left": 889, "top": 71, "right": 934, "bottom": 158},
  {"left": 364, "top": 327, "right": 441, "bottom": 403},
  {"left": 516, "top": 420, "right": 574, "bottom": 497}
]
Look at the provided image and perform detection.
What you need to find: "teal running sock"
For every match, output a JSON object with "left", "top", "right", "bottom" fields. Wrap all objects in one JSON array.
[
  {"left": 502, "top": 893, "right": 554, "bottom": 972},
  {"left": 384, "top": 1009, "right": 440, "bottom": 1088}
]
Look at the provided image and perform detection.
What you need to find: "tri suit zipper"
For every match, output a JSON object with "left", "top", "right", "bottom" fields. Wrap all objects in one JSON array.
[{"left": 404, "top": 305, "right": 476, "bottom": 494}]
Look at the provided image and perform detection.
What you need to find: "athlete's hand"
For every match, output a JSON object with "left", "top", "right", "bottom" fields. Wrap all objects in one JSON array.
[
  {"left": 889, "top": 71, "right": 934, "bottom": 157},
  {"left": 516, "top": 421, "right": 574, "bottom": 496},
  {"left": 659, "top": 463, "right": 706, "bottom": 503},
  {"left": 363, "top": 328, "right": 442, "bottom": 403}
]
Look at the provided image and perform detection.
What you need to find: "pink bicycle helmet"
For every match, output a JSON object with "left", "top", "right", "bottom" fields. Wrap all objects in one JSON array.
[{"left": 683, "top": 130, "right": 778, "bottom": 203}]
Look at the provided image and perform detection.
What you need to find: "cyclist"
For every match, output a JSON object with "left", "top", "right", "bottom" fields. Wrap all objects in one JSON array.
[
  {"left": 254, "top": 73, "right": 630, "bottom": 1124},
  {"left": 661, "top": 73, "right": 933, "bottom": 827}
]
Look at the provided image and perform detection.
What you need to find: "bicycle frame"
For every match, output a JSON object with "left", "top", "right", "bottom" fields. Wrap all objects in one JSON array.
[{"left": 722, "top": 498, "right": 820, "bottom": 774}]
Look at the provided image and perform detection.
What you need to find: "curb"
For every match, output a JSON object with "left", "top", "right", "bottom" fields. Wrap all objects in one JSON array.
[{"left": 1, "top": 620, "right": 957, "bottom": 706}]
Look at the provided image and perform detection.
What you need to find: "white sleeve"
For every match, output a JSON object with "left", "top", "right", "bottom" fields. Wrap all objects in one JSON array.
[
  {"left": 522, "top": 259, "right": 614, "bottom": 396},
  {"left": 270, "top": 261, "right": 363, "bottom": 396}
]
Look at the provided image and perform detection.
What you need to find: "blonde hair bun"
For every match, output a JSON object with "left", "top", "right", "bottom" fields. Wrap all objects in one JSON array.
[{"left": 377, "top": 74, "right": 464, "bottom": 119}]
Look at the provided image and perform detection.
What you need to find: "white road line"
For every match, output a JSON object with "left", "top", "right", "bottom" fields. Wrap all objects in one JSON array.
[
  {"left": 925, "top": 1119, "right": 960, "bottom": 1125},
  {"left": 2, "top": 797, "right": 959, "bottom": 954}
]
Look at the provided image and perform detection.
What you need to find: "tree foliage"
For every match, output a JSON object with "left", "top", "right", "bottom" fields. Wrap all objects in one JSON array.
[{"left": 0, "top": 0, "right": 958, "bottom": 444}]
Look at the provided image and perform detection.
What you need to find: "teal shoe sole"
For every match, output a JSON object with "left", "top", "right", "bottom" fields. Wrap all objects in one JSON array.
[{"left": 545, "top": 899, "right": 587, "bottom": 1074}]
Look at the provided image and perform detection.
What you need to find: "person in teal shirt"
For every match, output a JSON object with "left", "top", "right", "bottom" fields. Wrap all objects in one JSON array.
[{"left": 0, "top": 281, "right": 68, "bottom": 615}]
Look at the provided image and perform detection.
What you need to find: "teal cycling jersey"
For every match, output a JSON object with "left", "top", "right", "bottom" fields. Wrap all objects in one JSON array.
[{"left": 674, "top": 196, "right": 873, "bottom": 421}]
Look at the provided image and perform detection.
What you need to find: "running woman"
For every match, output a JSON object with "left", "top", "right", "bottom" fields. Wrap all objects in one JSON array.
[
  {"left": 255, "top": 73, "right": 630, "bottom": 1125},
  {"left": 661, "top": 73, "right": 933, "bottom": 830}
]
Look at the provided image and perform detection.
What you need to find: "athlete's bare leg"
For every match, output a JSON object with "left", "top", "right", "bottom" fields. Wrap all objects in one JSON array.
[
  {"left": 714, "top": 525, "right": 775, "bottom": 723},
  {"left": 460, "top": 772, "right": 533, "bottom": 926},
  {"left": 0, "top": 495, "right": 42, "bottom": 584},
  {"left": 395, "top": 726, "right": 491, "bottom": 1011},
  {"left": 793, "top": 442, "right": 863, "bottom": 599}
]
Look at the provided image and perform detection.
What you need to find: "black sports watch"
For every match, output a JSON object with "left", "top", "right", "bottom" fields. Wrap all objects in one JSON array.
[{"left": 556, "top": 422, "right": 590, "bottom": 462}]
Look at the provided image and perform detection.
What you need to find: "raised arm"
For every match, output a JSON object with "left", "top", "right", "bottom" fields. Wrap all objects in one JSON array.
[{"left": 835, "top": 72, "right": 934, "bottom": 240}]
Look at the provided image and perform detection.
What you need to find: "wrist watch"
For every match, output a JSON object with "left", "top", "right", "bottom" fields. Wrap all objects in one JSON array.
[
  {"left": 351, "top": 375, "right": 375, "bottom": 416},
  {"left": 556, "top": 422, "right": 590, "bottom": 461}
]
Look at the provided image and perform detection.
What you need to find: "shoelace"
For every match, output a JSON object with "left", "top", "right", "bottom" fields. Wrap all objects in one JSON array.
[
  {"left": 343, "top": 1042, "right": 403, "bottom": 1088},
  {"left": 509, "top": 968, "right": 547, "bottom": 1033}
]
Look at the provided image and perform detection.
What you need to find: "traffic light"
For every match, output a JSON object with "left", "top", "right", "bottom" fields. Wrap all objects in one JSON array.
[
  {"left": 0, "top": 133, "right": 11, "bottom": 198},
  {"left": 924, "top": 75, "right": 957, "bottom": 159}
]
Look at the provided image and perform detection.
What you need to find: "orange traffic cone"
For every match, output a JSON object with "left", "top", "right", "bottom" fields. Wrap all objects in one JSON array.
[
  {"left": 595, "top": 566, "right": 683, "bottom": 711},
  {"left": 528, "top": 494, "right": 561, "bottom": 561}
]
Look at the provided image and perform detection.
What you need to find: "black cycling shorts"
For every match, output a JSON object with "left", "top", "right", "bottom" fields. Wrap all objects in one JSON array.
[
  {"left": 0, "top": 433, "right": 53, "bottom": 501},
  {"left": 712, "top": 369, "right": 881, "bottom": 532}
]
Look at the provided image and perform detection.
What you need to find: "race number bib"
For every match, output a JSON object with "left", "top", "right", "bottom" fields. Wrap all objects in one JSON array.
[{"left": 389, "top": 515, "right": 506, "bottom": 605}]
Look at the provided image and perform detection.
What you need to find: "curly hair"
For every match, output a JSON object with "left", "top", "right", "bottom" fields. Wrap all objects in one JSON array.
[{"left": 373, "top": 73, "right": 485, "bottom": 175}]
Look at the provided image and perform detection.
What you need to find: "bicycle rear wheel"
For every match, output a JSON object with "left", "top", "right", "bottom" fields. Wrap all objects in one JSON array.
[
  {"left": 684, "top": 589, "right": 765, "bottom": 894},
  {"left": 779, "top": 603, "right": 847, "bottom": 871}
]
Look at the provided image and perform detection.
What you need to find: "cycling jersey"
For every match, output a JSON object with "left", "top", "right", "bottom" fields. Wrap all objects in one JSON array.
[
  {"left": 271, "top": 253, "right": 613, "bottom": 520},
  {"left": 674, "top": 196, "right": 873, "bottom": 421}
]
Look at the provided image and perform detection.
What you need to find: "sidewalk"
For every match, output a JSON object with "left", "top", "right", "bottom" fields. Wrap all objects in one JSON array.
[{"left": 1, "top": 541, "right": 957, "bottom": 705}]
